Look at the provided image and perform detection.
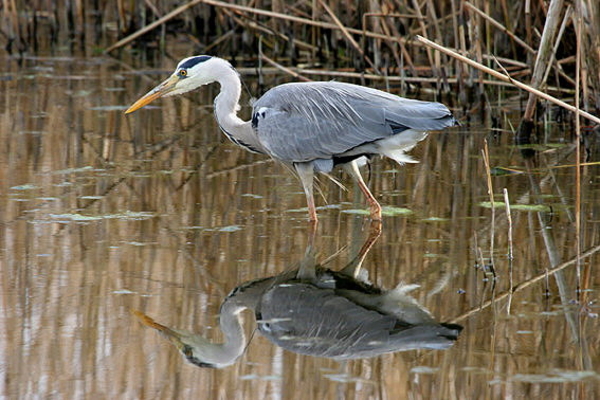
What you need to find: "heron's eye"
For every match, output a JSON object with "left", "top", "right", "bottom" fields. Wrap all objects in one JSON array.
[{"left": 178, "top": 69, "right": 188, "bottom": 77}]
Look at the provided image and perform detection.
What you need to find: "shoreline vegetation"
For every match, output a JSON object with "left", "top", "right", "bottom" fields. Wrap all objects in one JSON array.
[{"left": 2, "top": 0, "right": 599, "bottom": 135}]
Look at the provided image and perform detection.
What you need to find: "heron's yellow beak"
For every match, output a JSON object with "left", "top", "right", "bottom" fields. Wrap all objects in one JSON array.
[
  {"left": 124, "top": 74, "right": 179, "bottom": 114},
  {"left": 132, "top": 310, "right": 186, "bottom": 351}
]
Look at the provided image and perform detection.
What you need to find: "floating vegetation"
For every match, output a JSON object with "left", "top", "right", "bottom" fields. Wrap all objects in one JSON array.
[
  {"left": 382, "top": 206, "right": 413, "bottom": 216},
  {"left": 49, "top": 211, "right": 156, "bottom": 222},
  {"left": 287, "top": 204, "right": 341, "bottom": 214},
  {"left": 10, "top": 184, "right": 39, "bottom": 190},
  {"left": 50, "top": 166, "right": 99, "bottom": 175},
  {"left": 88, "top": 105, "right": 130, "bottom": 111},
  {"left": 410, "top": 366, "right": 440, "bottom": 374},
  {"left": 510, "top": 370, "right": 598, "bottom": 383},
  {"left": 112, "top": 289, "right": 137, "bottom": 295},
  {"left": 478, "top": 202, "right": 552, "bottom": 213},
  {"left": 341, "top": 206, "right": 412, "bottom": 216},
  {"left": 421, "top": 216, "right": 450, "bottom": 222},
  {"left": 217, "top": 225, "right": 242, "bottom": 233},
  {"left": 341, "top": 209, "right": 370, "bottom": 216},
  {"left": 197, "top": 225, "right": 244, "bottom": 233}
]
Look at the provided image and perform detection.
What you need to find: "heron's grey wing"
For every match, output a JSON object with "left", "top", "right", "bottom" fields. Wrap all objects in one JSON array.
[
  {"left": 256, "top": 283, "right": 460, "bottom": 359},
  {"left": 252, "top": 81, "right": 455, "bottom": 163}
]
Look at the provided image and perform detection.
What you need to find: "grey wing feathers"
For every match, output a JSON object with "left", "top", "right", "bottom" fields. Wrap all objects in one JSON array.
[
  {"left": 257, "top": 283, "right": 460, "bottom": 358},
  {"left": 252, "top": 81, "right": 455, "bottom": 163},
  {"left": 257, "top": 283, "right": 402, "bottom": 358}
]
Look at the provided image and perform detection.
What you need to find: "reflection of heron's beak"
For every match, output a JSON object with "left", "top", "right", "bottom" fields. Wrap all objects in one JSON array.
[
  {"left": 124, "top": 75, "right": 178, "bottom": 114},
  {"left": 132, "top": 310, "right": 186, "bottom": 351}
]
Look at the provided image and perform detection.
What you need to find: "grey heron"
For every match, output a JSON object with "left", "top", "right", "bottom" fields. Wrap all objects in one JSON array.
[
  {"left": 134, "top": 223, "right": 462, "bottom": 368},
  {"left": 125, "top": 56, "right": 457, "bottom": 221}
]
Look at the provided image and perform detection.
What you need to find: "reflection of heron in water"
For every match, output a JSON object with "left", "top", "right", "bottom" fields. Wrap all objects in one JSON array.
[{"left": 134, "top": 223, "right": 462, "bottom": 368}]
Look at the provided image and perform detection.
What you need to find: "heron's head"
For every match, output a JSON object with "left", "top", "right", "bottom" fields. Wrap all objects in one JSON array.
[
  {"left": 133, "top": 310, "right": 237, "bottom": 369},
  {"left": 125, "top": 55, "right": 231, "bottom": 114}
]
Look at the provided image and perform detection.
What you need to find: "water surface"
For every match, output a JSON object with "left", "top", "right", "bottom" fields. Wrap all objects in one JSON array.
[{"left": 1, "top": 54, "right": 599, "bottom": 399}]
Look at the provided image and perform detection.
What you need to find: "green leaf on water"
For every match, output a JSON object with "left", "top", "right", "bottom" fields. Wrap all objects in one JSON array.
[
  {"left": 511, "top": 369, "right": 598, "bottom": 383},
  {"left": 342, "top": 209, "right": 371, "bottom": 215},
  {"left": 382, "top": 206, "right": 413, "bottom": 216},
  {"left": 421, "top": 216, "right": 449, "bottom": 222},
  {"left": 50, "top": 213, "right": 103, "bottom": 221},
  {"left": 79, "top": 196, "right": 104, "bottom": 200},
  {"left": 51, "top": 166, "right": 96, "bottom": 175},
  {"left": 241, "top": 193, "right": 263, "bottom": 199},
  {"left": 11, "top": 184, "right": 39, "bottom": 190},
  {"left": 341, "top": 206, "right": 412, "bottom": 216},
  {"left": 89, "top": 105, "right": 129, "bottom": 111},
  {"left": 218, "top": 225, "right": 242, "bottom": 232},
  {"left": 49, "top": 211, "right": 155, "bottom": 221},
  {"left": 479, "top": 202, "right": 551, "bottom": 212}
]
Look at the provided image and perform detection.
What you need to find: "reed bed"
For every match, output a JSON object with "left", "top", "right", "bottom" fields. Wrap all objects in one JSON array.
[{"left": 2, "top": 1, "right": 599, "bottom": 116}]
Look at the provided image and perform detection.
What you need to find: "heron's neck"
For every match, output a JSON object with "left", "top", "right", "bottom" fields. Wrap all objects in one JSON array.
[
  {"left": 213, "top": 66, "right": 266, "bottom": 154},
  {"left": 214, "top": 67, "right": 244, "bottom": 127},
  {"left": 212, "top": 298, "right": 247, "bottom": 365}
]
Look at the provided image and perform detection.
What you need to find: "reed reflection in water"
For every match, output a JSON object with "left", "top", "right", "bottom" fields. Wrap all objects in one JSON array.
[{"left": 1, "top": 54, "right": 599, "bottom": 399}]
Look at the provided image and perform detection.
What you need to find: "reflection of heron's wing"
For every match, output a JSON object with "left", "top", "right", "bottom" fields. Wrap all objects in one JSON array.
[{"left": 256, "top": 283, "right": 461, "bottom": 359}]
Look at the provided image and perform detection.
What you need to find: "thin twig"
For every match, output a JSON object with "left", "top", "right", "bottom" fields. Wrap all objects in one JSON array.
[
  {"left": 464, "top": 1, "right": 536, "bottom": 55},
  {"left": 317, "top": 0, "right": 378, "bottom": 73},
  {"left": 574, "top": 8, "right": 582, "bottom": 298},
  {"left": 104, "top": 0, "right": 205, "bottom": 53},
  {"left": 451, "top": 243, "right": 600, "bottom": 322},
  {"left": 415, "top": 35, "right": 600, "bottom": 125},
  {"left": 260, "top": 53, "right": 312, "bottom": 82},
  {"left": 481, "top": 140, "right": 495, "bottom": 274},
  {"left": 503, "top": 188, "right": 514, "bottom": 314}
]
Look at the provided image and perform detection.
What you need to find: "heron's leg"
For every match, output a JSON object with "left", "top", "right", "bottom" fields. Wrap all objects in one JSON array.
[
  {"left": 294, "top": 162, "right": 318, "bottom": 222},
  {"left": 340, "top": 220, "right": 382, "bottom": 278},
  {"left": 296, "top": 240, "right": 318, "bottom": 281},
  {"left": 343, "top": 160, "right": 382, "bottom": 220}
]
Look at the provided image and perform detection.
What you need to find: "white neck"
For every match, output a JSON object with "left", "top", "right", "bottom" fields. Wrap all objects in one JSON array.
[
  {"left": 217, "top": 299, "right": 247, "bottom": 362},
  {"left": 211, "top": 60, "right": 267, "bottom": 154}
]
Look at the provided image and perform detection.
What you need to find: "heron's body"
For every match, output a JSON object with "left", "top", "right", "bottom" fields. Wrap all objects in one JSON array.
[
  {"left": 134, "top": 225, "right": 462, "bottom": 368},
  {"left": 126, "top": 56, "right": 457, "bottom": 220}
]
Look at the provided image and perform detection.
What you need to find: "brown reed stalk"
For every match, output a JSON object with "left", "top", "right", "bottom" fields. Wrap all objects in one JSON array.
[
  {"left": 573, "top": 3, "right": 582, "bottom": 298},
  {"left": 416, "top": 35, "right": 600, "bottom": 124},
  {"left": 410, "top": 0, "right": 433, "bottom": 68},
  {"left": 464, "top": 2, "right": 535, "bottom": 55},
  {"left": 541, "top": 5, "right": 575, "bottom": 87},
  {"left": 260, "top": 53, "right": 312, "bottom": 82},
  {"left": 317, "top": 0, "right": 378, "bottom": 72},
  {"left": 517, "top": 0, "right": 565, "bottom": 143},
  {"left": 104, "top": 0, "right": 412, "bottom": 54},
  {"left": 481, "top": 139, "right": 495, "bottom": 270},
  {"left": 470, "top": 0, "right": 485, "bottom": 98},
  {"left": 105, "top": 0, "right": 206, "bottom": 53},
  {"left": 362, "top": 13, "right": 419, "bottom": 78}
]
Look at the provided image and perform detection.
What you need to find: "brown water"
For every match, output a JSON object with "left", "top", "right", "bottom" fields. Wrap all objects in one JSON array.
[{"left": 1, "top": 54, "right": 599, "bottom": 399}]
